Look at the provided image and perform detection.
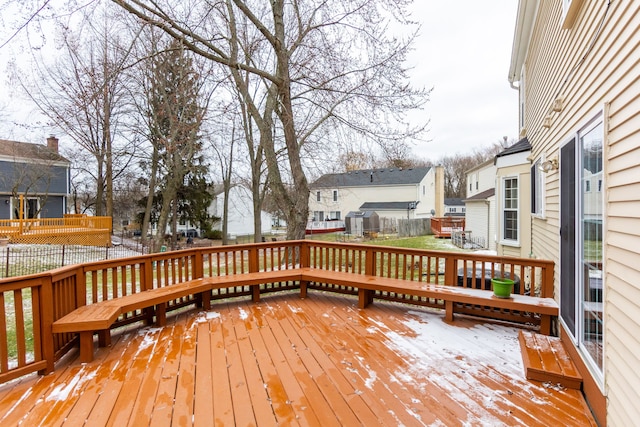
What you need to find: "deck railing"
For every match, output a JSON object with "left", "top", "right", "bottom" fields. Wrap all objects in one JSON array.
[
  {"left": 0, "top": 240, "right": 555, "bottom": 385},
  {"left": 430, "top": 217, "right": 465, "bottom": 238},
  {"left": 0, "top": 215, "right": 112, "bottom": 246}
]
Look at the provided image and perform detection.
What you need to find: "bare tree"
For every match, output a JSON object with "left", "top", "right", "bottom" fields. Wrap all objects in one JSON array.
[
  {"left": 110, "top": 0, "right": 429, "bottom": 240},
  {"left": 438, "top": 139, "right": 510, "bottom": 199},
  {"left": 9, "top": 3, "right": 136, "bottom": 218}
]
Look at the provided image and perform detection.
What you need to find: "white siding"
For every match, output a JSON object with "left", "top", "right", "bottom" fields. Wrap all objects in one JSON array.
[
  {"left": 464, "top": 197, "right": 495, "bottom": 251},
  {"left": 213, "top": 186, "right": 272, "bottom": 236}
]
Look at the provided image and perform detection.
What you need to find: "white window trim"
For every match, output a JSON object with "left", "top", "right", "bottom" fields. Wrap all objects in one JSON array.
[
  {"left": 531, "top": 157, "right": 546, "bottom": 219},
  {"left": 500, "top": 176, "right": 520, "bottom": 246}
]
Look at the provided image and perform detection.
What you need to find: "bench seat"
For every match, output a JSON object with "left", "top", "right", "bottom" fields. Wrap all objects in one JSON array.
[
  {"left": 52, "top": 272, "right": 304, "bottom": 363},
  {"left": 53, "top": 267, "right": 558, "bottom": 363},
  {"left": 300, "top": 268, "right": 558, "bottom": 334}
]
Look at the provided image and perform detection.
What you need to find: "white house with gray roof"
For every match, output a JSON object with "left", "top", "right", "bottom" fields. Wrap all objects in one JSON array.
[{"left": 308, "top": 166, "right": 444, "bottom": 227}]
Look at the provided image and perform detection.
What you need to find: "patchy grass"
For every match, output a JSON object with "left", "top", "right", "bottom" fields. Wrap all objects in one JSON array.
[{"left": 307, "top": 233, "right": 464, "bottom": 252}]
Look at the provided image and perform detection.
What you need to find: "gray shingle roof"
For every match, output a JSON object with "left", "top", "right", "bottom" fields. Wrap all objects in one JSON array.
[
  {"left": 0, "top": 139, "right": 69, "bottom": 163},
  {"left": 463, "top": 188, "right": 495, "bottom": 201},
  {"left": 359, "top": 201, "right": 417, "bottom": 210},
  {"left": 495, "top": 137, "right": 531, "bottom": 159},
  {"left": 444, "top": 198, "right": 464, "bottom": 206},
  {"left": 311, "top": 167, "right": 431, "bottom": 188}
]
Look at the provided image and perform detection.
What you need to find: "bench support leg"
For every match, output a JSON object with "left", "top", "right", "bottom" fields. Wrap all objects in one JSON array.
[
  {"left": 251, "top": 285, "right": 261, "bottom": 303},
  {"left": 445, "top": 300, "right": 454, "bottom": 322},
  {"left": 358, "top": 289, "right": 373, "bottom": 309},
  {"left": 97, "top": 329, "right": 111, "bottom": 348},
  {"left": 201, "top": 291, "right": 211, "bottom": 311},
  {"left": 144, "top": 307, "right": 155, "bottom": 325},
  {"left": 539, "top": 315, "right": 552, "bottom": 335},
  {"left": 156, "top": 303, "right": 167, "bottom": 326},
  {"left": 300, "top": 280, "right": 308, "bottom": 298},
  {"left": 78, "top": 331, "right": 94, "bottom": 363}
]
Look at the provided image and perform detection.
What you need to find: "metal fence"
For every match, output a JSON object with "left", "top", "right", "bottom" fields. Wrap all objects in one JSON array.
[{"left": 0, "top": 243, "right": 147, "bottom": 278}]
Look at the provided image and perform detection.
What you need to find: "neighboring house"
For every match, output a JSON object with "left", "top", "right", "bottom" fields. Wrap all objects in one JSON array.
[
  {"left": 463, "top": 159, "right": 496, "bottom": 250},
  {"left": 308, "top": 166, "right": 444, "bottom": 227},
  {"left": 0, "top": 136, "right": 70, "bottom": 219},
  {"left": 466, "top": 158, "right": 495, "bottom": 198},
  {"left": 494, "top": 137, "right": 532, "bottom": 258},
  {"left": 508, "top": 1, "right": 639, "bottom": 425},
  {"left": 443, "top": 198, "right": 465, "bottom": 217},
  {"left": 463, "top": 188, "right": 495, "bottom": 251},
  {"left": 210, "top": 185, "right": 272, "bottom": 237}
]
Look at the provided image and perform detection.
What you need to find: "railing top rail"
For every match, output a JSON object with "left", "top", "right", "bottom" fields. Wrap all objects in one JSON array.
[{"left": 302, "top": 240, "right": 552, "bottom": 265}]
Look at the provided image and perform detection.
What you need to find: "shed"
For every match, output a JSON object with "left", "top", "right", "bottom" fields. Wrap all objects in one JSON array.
[{"left": 345, "top": 211, "right": 379, "bottom": 236}]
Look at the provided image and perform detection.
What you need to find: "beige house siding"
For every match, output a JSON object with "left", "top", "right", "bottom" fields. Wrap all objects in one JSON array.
[
  {"left": 495, "top": 160, "right": 531, "bottom": 259},
  {"left": 309, "top": 169, "right": 439, "bottom": 222},
  {"left": 511, "top": 1, "right": 640, "bottom": 425}
]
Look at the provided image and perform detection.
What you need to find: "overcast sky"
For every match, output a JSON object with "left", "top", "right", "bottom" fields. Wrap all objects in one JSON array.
[
  {"left": 0, "top": 1, "right": 520, "bottom": 161},
  {"left": 408, "top": 0, "right": 519, "bottom": 161}
]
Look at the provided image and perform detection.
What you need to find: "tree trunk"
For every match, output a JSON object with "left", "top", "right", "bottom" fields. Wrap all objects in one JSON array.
[
  {"left": 272, "top": 0, "right": 309, "bottom": 240},
  {"left": 95, "top": 158, "right": 104, "bottom": 216},
  {"left": 141, "top": 145, "right": 159, "bottom": 246}
]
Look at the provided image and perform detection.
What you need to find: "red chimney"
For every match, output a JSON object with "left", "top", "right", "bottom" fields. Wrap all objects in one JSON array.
[{"left": 47, "top": 135, "right": 59, "bottom": 153}]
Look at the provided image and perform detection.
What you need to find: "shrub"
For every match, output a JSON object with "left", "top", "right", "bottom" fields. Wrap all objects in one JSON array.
[{"left": 205, "top": 229, "right": 223, "bottom": 240}]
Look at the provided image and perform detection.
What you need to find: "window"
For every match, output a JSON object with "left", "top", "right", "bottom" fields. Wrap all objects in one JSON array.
[
  {"left": 560, "top": 112, "right": 604, "bottom": 382},
  {"left": 316, "top": 191, "right": 321, "bottom": 202},
  {"left": 313, "top": 211, "right": 324, "bottom": 221},
  {"left": 531, "top": 158, "right": 544, "bottom": 216},
  {"left": 502, "top": 177, "right": 518, "bottom": 242},
  {"left": 332, "top": 190, "right": 338, "bottom": 202},
  {"left": 329, "top": 211, "right": 341, "bottom": 220},
  {"left": 13, "top": 197, "right": 40, "bottom": 219},
  {"left": 580, "top": 118, "right": 604, "bottom": 373}
]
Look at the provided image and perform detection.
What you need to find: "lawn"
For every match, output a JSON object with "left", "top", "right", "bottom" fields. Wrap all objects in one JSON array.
[{"left": 306, "top": 232, "right": 464, "bottom": 252}]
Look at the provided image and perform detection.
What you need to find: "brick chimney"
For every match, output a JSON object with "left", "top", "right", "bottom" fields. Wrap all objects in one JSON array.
[{"left": 47, "top": 135, "right": 59, "bottom": 153}]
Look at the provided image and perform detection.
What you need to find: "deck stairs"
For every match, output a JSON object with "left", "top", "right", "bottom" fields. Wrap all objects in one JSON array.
[{"left": 518, "top": 330, "right": 582, "bottom": 390}]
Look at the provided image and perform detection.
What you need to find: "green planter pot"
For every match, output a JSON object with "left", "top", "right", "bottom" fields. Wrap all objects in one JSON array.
[{"left": 491, "top": 278, "right": 515, "bottom": 298}]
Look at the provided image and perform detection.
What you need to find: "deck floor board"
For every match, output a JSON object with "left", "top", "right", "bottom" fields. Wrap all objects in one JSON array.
[{"left": 0, "top": 293, "right": 596, "bottom": 426}]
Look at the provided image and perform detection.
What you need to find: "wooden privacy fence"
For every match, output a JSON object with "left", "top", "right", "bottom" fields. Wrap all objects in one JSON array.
[
  {"left": 397, "top": 218, "right": 432, "bottom": 237},
  {"left": 0, "top": 240, "right": 555, "bottom": 385}
]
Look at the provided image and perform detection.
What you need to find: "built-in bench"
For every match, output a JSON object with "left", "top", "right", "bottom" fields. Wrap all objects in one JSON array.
[
  {"left": 52, "top": 270, "right": 304, "bottom": 362},
  {"left": 299, "top": 268, "right": 558, "bottom": 335},
  {"left": 53, "top": 268, "right": 558, "bottom": 363}
]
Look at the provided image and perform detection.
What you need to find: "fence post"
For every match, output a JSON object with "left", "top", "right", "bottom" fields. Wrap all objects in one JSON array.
[
  {"left": 365, "top": 246, "right": 376, "bottom": 276},
  {"left": 444, "top": 255, "right": 457, "bottom": 286},
  {"left": 193, "top": 250, "right": 203, "bottom": 279},
  {"left": 4, "top": 246, "right": 9, "bottom": 278},
  {"left": 39, "top": 274, "right": 55, "bottom": 374},
  {"left": 542, "top": 261, "right": 555, "bottom": 298}
]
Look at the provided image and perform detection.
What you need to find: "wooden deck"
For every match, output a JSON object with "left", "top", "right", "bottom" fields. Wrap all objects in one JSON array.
[{"left": 0, "top": 293, "right": 596, "bottom": 426}]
